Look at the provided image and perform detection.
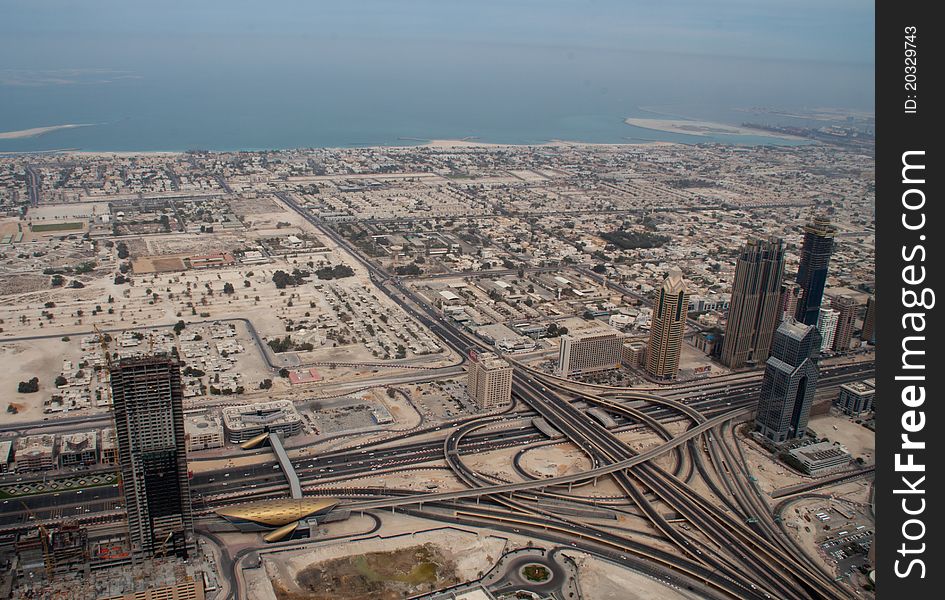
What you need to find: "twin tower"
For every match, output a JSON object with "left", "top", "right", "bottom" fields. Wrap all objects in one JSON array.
[{"left": 718, "top": 216, "right": 837, "bottom": 442}]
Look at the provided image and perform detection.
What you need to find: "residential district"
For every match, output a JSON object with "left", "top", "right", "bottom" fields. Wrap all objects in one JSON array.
[{"left": 0, "top": 140, "right": 874, "bottom": 600}]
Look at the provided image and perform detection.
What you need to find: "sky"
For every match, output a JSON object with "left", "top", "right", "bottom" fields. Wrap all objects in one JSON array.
[{"left": 0, "top": 0, "right": 875, "bottom": 68}]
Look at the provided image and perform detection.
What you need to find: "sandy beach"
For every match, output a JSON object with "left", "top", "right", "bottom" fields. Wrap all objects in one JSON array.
[
  {"left": 624, "top": 117, "right": 805, "bottom": 140},
  {"left": 0, "top": 123, "right": 96, "bottom": 140}
]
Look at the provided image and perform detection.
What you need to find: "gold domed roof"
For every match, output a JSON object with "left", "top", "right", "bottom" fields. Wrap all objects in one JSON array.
[{"left": 215, "top": 497, "right": 339, "bottom": 526}]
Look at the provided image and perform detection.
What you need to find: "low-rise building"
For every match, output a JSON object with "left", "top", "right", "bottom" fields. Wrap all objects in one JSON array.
[
  {"left": 835, "top": 380, "right": 875, "bottom": 416},
  {"left": 621, "top": 340, "right": 647, "bottom": 367},
  {"left": 222, "top": 400, "right": 303, "bottom": 443},
  {"left": 788, "top": 441, "right": 852, "bottom": 475},
  {"left": 15, "top": 435, "right": 56, "bottom": 472},
  {"left": 58, "top": 431, "right": 98, "bottom": 468},
  {"left": 185, "top": 413, "right": 225, "bottom": 451},
  {"left": 0, "top": 439, "right": 12, "bottom": 473},
  {"left": 100, "top": 428, "right": 118, "bottom": 464}
]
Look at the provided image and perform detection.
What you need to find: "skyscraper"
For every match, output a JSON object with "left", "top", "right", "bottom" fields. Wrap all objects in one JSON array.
[
  {"left": 646, "top": 268, "right": 688, "bottom": 379},
  {"left": 817, "top": 308, "right": 839, "bottom": 352},
  {"left": 467, "top": 351, "right": 513, "bottom": 409},
  {"left": 861, "top": 294, "right": 875, "bottom": 344},
  {"left": 755, "top": 319, "right": 822, "bottom": 443},
  {"left": 720, "top": 236, "right": 785, "bottom": 368},
  {"left": 778, "top": 282, "right": 803, "bottom": 323},
  {"left": 831, "top": 295, "right": 858, "bottom": 352},
  {"left": 794, "top": 215, "right": 837, "bottom": 325},
  {"left": 110, "top": 356, "right": 193, "bottom": 559}
]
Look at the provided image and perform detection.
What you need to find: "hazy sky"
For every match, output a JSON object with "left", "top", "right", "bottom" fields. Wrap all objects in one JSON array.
[{"left": 0, "top": 0, "right": 874, "bottom": 67}]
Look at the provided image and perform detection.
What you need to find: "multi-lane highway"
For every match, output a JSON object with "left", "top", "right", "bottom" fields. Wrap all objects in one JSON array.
[{"left": 1, "top": 192, "right": 872, "bottom": 600}]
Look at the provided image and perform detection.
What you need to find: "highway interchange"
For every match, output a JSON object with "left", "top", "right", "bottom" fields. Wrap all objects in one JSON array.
[{"left": 0, "top": 192, "right": 874, "bottom": 599}]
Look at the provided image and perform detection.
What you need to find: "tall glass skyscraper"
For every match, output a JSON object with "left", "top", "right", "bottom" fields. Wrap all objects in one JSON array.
[
  {"left": 794, "top": 215, "right": 837, "bottom": 326},
  {"left": 110, "top": 356, "right": 193, "bottom": 559},
  {"left": 755, "top": 319, "right": 822, "bottom": 442}
]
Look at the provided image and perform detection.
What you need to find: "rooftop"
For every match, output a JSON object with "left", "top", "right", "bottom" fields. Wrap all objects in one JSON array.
[
  {"left": 215, "top": 497, "right": 339, "bottom": 527},
  {"left": 222, "top": 400, "right": 302, "bottom": 431}
]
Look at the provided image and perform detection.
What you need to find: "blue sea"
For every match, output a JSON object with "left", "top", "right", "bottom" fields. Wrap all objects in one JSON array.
[{"left": 0, "top": 31, "right": 873, "bottom": 152}]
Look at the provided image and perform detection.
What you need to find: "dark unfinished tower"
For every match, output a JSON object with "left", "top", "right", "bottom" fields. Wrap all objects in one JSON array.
[
  {"left": 755, "top": 319, "right": 822, "bottom": 443},
  {"left": 794, "top": 215, "right": 837, "bottom": 326},
  {"left": 720, "top": 236, "right": 785, "bottom": 369},
  {"left": 110, "top": 356, "right": 193, "bottom": 559}
]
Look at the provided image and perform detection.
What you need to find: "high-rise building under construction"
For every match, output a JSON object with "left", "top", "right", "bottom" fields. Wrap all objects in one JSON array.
[{"left": 110, "top": 356, "right": 193, "bottom": 559}]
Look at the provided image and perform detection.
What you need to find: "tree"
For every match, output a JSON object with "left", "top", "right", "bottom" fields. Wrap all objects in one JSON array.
[
  {"left": 278, "top": 367, "right": 290, "bottom": 378},
  {"left": 55, "top": 375, "right": 68, "bottom": 387},
  {"left": 272, "top": 270, "right": 293, "bottom": 289},
  {"left": 17, "top": 377, "right": 40, "bottom": 393},
  {"left": 173, "top": 320, "right": 186, "bottom": 334},
  {"left": 259, "top": 379, "right": 273, "bottom": 390},
  {"left": 394, "top": 263, "right": 422, "bottom": 276},
  {"left": 223, "top": 282, "right": 235, "bottom": 295}
]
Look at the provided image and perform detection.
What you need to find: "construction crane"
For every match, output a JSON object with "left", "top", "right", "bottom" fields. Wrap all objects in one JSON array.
[
  {"left": 155, "top": 531, "right": 174, "bottom": 560},
  {"left": 92, "top": 324, "right": 113, "bottom": 369},
  {"left": 20, "top": 501, "right": 53, "bottom": 578}
]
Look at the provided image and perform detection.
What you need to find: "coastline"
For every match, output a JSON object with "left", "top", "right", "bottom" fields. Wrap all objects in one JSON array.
[
  {"left": 0, "top": 123, "right": 96, "bottom": 140},
  {"left": 624, "top": 117, "right": 807, "bottom": 141}
]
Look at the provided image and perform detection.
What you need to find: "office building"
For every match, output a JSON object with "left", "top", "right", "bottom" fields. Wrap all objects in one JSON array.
[
  {"left": 794, "top": 215, "right": 837, "bottom": 325},
  {"left": 835, "top": 380, "right": 875, "bottom": 416},
  {"left": 788, "top": 441, "right": 852, "bottom": 475},
  {"left": 817, "top": 308, "right": 839, "bottom": 352},
  {"left": 222, "top": 400, "right": 303, "bottom": 443},
  {"left": 861, "top": 294, "right": 876, "bottom": 344},
  {"left": 14, "top": 435, "right": 56, "bottom": 472},
  {"left": 100, "top": 428, "right": 118, "bottom": 465},
  {"left": 831, "top": 295, "right": 858, "bottom": 351},
  {"left": 557, "top": 330, "right": 622, "bottom": 377},
  {"left": 467, "top": 351, "right": 513, "bottom": 409},
  {"left": 59, "top": 431, "right": 98, "bottom": 468},
  {"left": 0, "top": 440, "right": 13, "bottom": 473},
  {"left": 102, "top": 577, "right": 206, "bottom": 600},
  {"left": 621, "top": 340, "right": 647, "bottom": 367},
  {"left": 755, "top": 319, "right": 821, "bottom": 443},
  {"left": 185, "top": 413, "right": 225, "bottom": 451},
  {"left": 778, "top": 282, "right": 803, "bottom": 322},
  {"left": 720, "top": 236, "right": 785, "bottom": 368},
  {"left": 645, "top": 268, "right": 688, "bottom": 379},
  {"left": 110, "top": 356, "right": 193, "bottom": 559}
]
